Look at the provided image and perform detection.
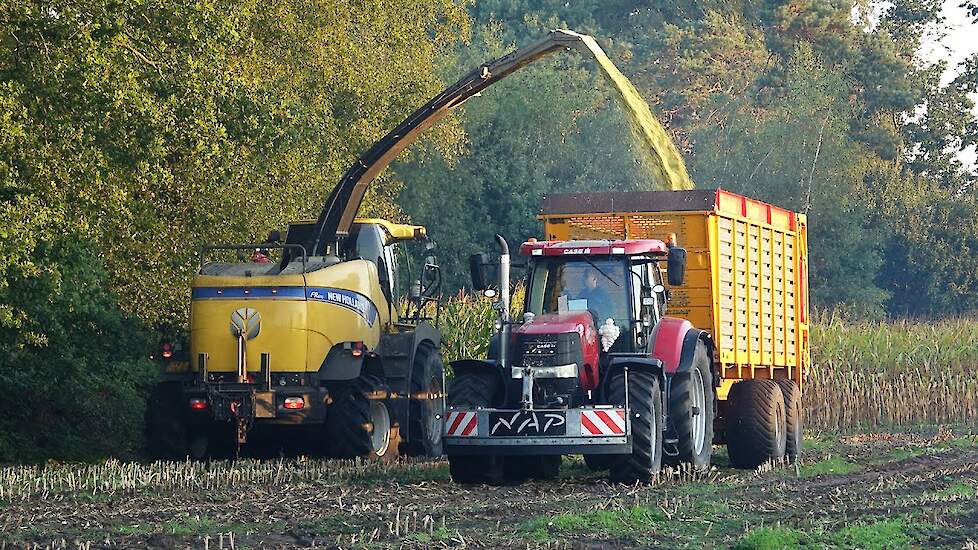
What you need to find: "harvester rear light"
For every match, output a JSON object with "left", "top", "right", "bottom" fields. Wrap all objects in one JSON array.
[
  {"left": 283, "top": 397, "right": 305, "bottom": 410},
  {"left": 349, "top": 341, "right": 365, "bottom": 358},
  {"left": 189, "top": 398, "right": 208, "bottom": 411}
]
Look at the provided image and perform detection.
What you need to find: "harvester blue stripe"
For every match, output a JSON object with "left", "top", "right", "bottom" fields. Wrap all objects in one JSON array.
[{"left": 191, "top": 287, "right": 306, "bottom": 299}]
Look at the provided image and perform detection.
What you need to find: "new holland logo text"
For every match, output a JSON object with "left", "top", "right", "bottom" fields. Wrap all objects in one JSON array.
[{"left": 307, "top": 288, "right": 378, "bottom": 327}]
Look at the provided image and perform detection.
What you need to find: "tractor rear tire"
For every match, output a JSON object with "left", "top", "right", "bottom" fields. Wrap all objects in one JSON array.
[
  {"left": 447, "top": 370, "right": 504, "bottom": 485},
  {"left": 726, "top": 380, "right": 787, "bottom": 469},
  {"left": 665, "top": 341, "right": 715, "bottom": 471},
  {"left": 326, "top": 376, "right": 400, "bottom": 461},
  {"left": 503, "top": 455, "right": 561, "bottom": 483},
  {"left": 403, "top": 343, "right": 445, "bottom": 458},
  {"left": 776, "top": 379, "right": 803, "bottom": 462},
  {"left": 607, "top": 371, "right": 663, "bottom": 483}
]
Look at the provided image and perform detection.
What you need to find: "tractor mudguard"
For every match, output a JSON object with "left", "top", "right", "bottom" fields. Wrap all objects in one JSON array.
[
  {"left": 449, "top": 358, "right": 508, "bottom": 404},
  {"left": 600, "top": 357, "right": 665, "bottom": 402},
  {"left": 650, "top": 317, "right": 718, "bottom": 384}
]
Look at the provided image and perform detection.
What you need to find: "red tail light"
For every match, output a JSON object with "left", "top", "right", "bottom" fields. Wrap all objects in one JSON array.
[
  {"left": 351, "top": 341, "right": 364, "bottom": 358},
  {"left": 189, "top": 398, "right": 208, "bottom": 411},
  {"left": 283, "top": 397, "right": 305, "bottom": 410},
  {"left": 162, "top": 342, "right": 173, "bottom": 359}
]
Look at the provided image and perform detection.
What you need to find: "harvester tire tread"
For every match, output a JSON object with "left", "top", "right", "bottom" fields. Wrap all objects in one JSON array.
[
  {"left": 144, "top": 382, "right": 189, "bottom": 460},
  {"left": 608, "top": 371, "right": 663, "bottom": 484},
  {"left": 726, "top": 380, "right": 787, "bottom": 469},
  {"left": 776, "top": 379, "right": 803, "bottom": 461},
  {"left": 447, "top": 371, "right": 504, "bottom": 485},
  {"left": 404, "top": 343, "right": 445, "bottom": 458},
  {"left": 665, "top": 341, "right": 715, "bottom": 471},
  {"left": 325, "top": 382, "right": 374, "bottom": 459}
]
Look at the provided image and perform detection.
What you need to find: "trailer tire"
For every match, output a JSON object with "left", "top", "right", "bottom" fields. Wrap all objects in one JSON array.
[
  {"left": 665, "top": 341, "right": 714, "bottom": 471},
  {"left": 447, "top": 371, "right": 504, "bottom": 484},
  {"left": 726, "top": 380, "right": 787, "bottom": 469},
  {"left": 403, "top": 343, "right": 445, "bottom": 458},
  {"left": 608, "top": 371, "right": 663, "bottom": 483},
  {"left": 326, "top": 376, "right": 400, "bottom": 461},
  {"left": 776, "top": 379, "right": 802, "bottom": 462}
]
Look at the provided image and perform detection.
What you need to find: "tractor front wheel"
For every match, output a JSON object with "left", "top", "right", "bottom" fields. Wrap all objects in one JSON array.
[
  {"left": 665, "top": 341, "right": 715, "bottom": 471},
  {"left": 446, "top": 370, "right": 504, "bottom": 484},
  {"left": 607, "top": 371, "right": 663, "bottom": 483}
]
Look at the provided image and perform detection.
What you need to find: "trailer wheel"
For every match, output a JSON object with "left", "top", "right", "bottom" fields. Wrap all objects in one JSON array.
[
  {"left": 326, "top": 376, "right": 400, "bottom": 461},
  {"left": 608, "top": 371, "right": 663, "bottom": 483},
  {"left": 403, "top": 343, "right": 445, "bottom": 457},
  {"left": 665, "top": 341, "right": 714, "bottom": 471},
  {"left": 446, "top": 371, "right": 504, "bottom": 484},
  {"left": 775, "top": 379, "right": 803, "bottom": 462},
  {"left": 144, "top": 382, "right": 189, "bottom": 459},
  {"left": 726, "top": 380, "right": 787, "bottom": 469}
]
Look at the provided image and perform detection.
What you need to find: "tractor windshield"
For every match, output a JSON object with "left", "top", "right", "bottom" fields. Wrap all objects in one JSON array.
[{"left": 526, "top": 258, "right": 630, "bottom": 327}]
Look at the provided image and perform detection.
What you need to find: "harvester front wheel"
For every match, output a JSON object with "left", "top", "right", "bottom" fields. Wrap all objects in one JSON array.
[
  {"left": 326, "top": 377, "right": 400, "bottom": 461},
  {"left": 776, "top": 379, "right": 802, "bottom": 462},
  {"left": 665, "top": 341, "right": 715, "bottom": 471},
  {"left": 726, "top": 380, "right": 787, "bottom": 469},
  {"left": 608, "top": 371, "right": 663, "bottom": 483},
  {"left": 447, "top": 370, "right": 503, "bottom": 484},
  {"left": 403, "top": 343, "right": 445, "bottom": 457}
]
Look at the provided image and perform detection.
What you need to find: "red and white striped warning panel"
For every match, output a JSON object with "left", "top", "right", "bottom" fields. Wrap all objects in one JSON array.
[
  {"left": 444, "top": 410, "right": 478, "bottom": 437},
  {"left": 580, "top": 409, "right": 627, "bottom": 436}
]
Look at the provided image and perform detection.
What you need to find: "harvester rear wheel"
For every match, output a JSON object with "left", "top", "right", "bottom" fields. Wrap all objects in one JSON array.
[
  {"left": 776, "top": 379, "right": 802, "bottom": 462},
  {"left": 144, "top": 382, "right": 189, "bottom": 460},
  {"left": 403, "top": 343, "right": 445, "bottom": 457},
  {"left": 326, "top": 376, "right": 400, "bottom": 461},
  {"left": 607, "top": 371, "right": 663, "bottom": 483},
  {"left": 188, "top": 422, "right": 236, "bottom": 461},
  {"left": 446, "top": 370, "right": 504, "bottom": 484},
  {"left": 726, "top": 380, "right": 787, "bottom": 469},
  {"left": 665, "top": 341, "right": 714, "bottom": 471}
]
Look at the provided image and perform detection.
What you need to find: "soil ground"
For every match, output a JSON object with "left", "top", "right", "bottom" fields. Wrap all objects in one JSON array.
[{"left": 2, "top": 427, "right": 976, "bottom": 549}]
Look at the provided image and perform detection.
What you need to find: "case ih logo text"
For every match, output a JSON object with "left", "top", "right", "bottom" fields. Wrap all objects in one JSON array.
[
  {"left": 562, "top": 248, "right": 591, "bottom": 255},
  {"left": 307, "top": 288, "right": 378, "bottom": 327}
]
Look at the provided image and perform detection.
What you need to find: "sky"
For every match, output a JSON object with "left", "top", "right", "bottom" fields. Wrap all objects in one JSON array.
[{"left": 922, "top": 1, "right": 978, "bottom": 166}]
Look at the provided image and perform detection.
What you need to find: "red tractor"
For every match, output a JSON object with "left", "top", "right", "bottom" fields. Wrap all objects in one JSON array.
[{"left": 444, "top": 235, "right": 716, "bottom": 484}]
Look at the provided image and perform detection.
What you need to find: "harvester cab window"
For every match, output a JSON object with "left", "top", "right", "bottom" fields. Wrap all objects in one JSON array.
[
  {"left": 527, "top": 258, "right": 630, "bottom": 329},
  {"left": 344, "top": 224, "right": 395, "bottom": 306}
]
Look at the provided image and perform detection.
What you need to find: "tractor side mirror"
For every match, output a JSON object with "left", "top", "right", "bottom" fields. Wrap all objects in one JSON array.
[
  {"left": 469, "top": 252, "right": 491, "bottom": 291},
  {"left": 667, "top": 247, "right": 687, "bottom": 286}
]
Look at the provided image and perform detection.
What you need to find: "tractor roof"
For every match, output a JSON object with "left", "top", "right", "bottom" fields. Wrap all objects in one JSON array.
[{"left": 519, "top": 239, "right": 668, "bottom": 257}]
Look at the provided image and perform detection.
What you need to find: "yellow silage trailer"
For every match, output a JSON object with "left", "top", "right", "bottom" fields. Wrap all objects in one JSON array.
[{"left": 539, "top": 189, "right": 810, "bottom": 409}]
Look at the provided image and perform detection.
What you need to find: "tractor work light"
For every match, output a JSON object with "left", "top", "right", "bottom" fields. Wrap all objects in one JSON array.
[
  {"left": 283, "top": 397, "right": 305, "bottom": 410},
  {"left": 189, "top": 398, "right": 208, "bottom": 411}
]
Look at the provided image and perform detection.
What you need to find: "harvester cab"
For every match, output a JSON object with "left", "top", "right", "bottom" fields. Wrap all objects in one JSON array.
[
  {"left": 445, "top": 235, "right": 717, "bottom": 484},
  {"left": 146, "top": 217, "right": 447, "bottom": 461}
]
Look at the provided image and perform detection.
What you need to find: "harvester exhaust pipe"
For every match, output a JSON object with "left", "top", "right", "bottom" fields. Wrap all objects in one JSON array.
[{"left": 496, "top": 234, "right": 511, "bottom": 373}]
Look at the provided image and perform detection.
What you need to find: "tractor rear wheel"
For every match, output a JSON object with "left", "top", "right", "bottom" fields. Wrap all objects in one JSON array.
[
  {"left": 607, "top": 371, "right": 663, "bottom": 483},
  {"left": 583, "top": 454, "right": 612, "bottom": 471},
  {"left": 326, "top": 376, "right": 400, "bottom": 461},
  {"left": 403, "top": 343, "right": 445, "bottom": 457},
  {"left": 446, "top": 370, "right": 504, "bottom": 484},
  {"left": 776, "top": 379, "right": 803, "bottom": 462},
  {"left": 665, "top": 341, "right": 715, "bottom": 471},
  {"left": 726, "top": 380, "right": 787, "bottom": 469}
]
